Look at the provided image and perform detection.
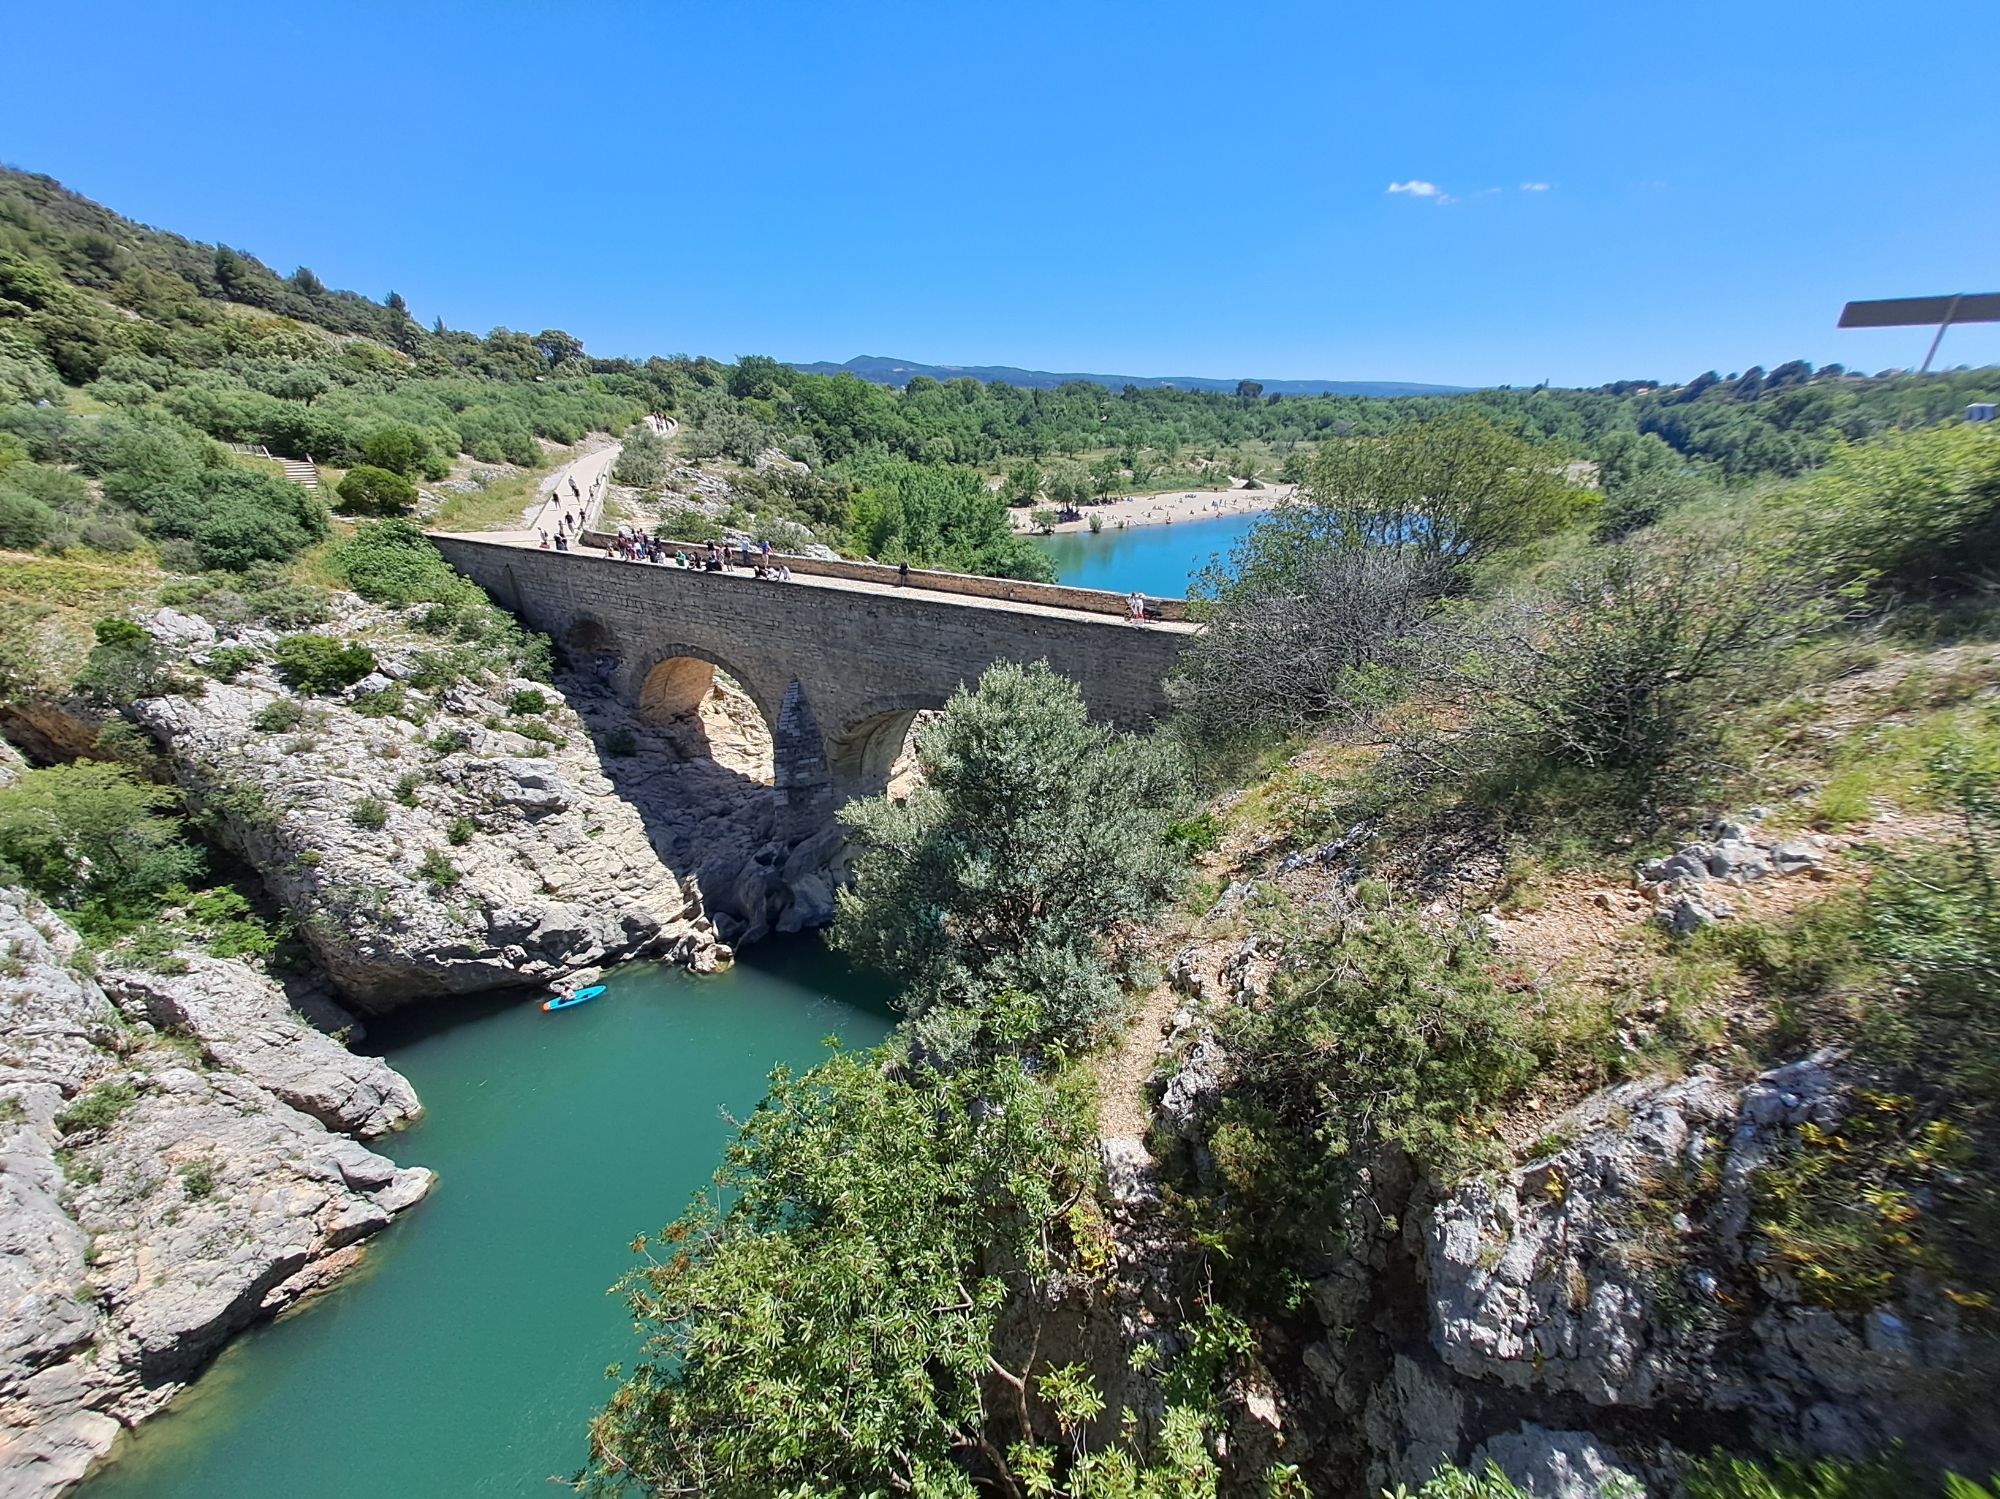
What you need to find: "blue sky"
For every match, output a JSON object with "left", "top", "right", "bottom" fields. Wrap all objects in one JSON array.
[{"left": 5, "top": 1, "right": 1995, "bottom": 387}]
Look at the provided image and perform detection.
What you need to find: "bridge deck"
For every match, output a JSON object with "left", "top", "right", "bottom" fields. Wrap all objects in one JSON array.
[{"left": 431, "top": 530, "right": 1202, "bottom": 636}]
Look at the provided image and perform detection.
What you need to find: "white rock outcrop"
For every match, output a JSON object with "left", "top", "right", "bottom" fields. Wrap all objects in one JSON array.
[
  {"left": 132, "top": 600, "right": 718, "bottom": 1009},
  {"left": 0, "top": 888, "right": 430, "bottom": 1497}
]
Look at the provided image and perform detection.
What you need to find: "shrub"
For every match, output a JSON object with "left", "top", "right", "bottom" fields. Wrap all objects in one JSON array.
[
  {"left": 1200, "top": 906, "right": 1534, "bottom": 1299},
  {"left": 350, "top": 680, "right": 408, "bottom": 719},
  {"left": 0, "top": 762, "right": 202, "bottom": 924},
  {"left": 1794, "top": 423, "right": 2000, "bottom": 598},
  {"left": 505, "top": 687, "right": 551, "bottom": 716},
  {"left": 392, "top": 771, "right": 423, "bottom": 807},
  {"left": 73, "top": 616, "right": 167, "bottom": 703},
  {"left": 203, "top": 645, "right": 258, "bottom": 681},
  {"left": 328, "top": 519, "right": 456, "bottom": 605},
  {"left": 133, "top": 467, "right": 329, "bottom": 572},
  {"left": 830, "top": 661, "right": 1190, "bottom": 1064},
  {"left": 1395, "top": 526, "right": 1837, "bottom": 824},
  {"left": 416, "top": 848, "right": 459, "bottom": 889},
  {"left": 244, "top": 579, "right": 331, "bottom": 628},
  {"left": 0, "top": 487, "right": 57, "bottom": 548},
  {"left": 446, "top": 815, "right": 475, "bottom": 846},
  {"left": 335, "top": 465, "right": 418, "bottom": 516},
  {"left": 272, "top": 634, "right": 376, "bottom": 694},
  {"left": 603, "top": 728, "right": 637, "bottom": 757},
  {"left": 350, "top": 797, "right": 388, "bottom": 830},
  {"left": 55, "top": 1081, "right": 137, "bottom": 1136},
  {"left": 251, "top": 698, "right": 305, "bottom": 732},
  {"left": 178, "top": 1158, "right": 219, "bottom": 1199}
]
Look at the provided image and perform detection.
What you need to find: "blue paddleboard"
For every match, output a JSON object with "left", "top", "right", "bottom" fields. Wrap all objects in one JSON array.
[{"left": 541, "top": 984, "right": 607, "bottom": 1013}]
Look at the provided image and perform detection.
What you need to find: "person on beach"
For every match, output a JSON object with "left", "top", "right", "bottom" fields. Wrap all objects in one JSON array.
[
  {"left": 897, "top": 561, "right": 910, "bottom": 586},
  {"left": 1128, "top": 591, "right": 1147, "bottom": 623}
]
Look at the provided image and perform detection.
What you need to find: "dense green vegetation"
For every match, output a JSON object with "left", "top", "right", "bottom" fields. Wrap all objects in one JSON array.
[
  {"left": 7, "top": 166, "right": 1994, "bottom": 594},
  {"left": 831, "top": 661, "right": 1190, "bottom": 1063}
]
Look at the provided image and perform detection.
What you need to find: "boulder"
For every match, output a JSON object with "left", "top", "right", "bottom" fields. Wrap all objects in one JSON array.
[
  {"left": 101, "top": 957, "right": 421, "bottom": 1138},
  {"left": 131, "top": 630, "right": 714, "bottom": 1010},
  {"left": 1472, "top": 1424, "right": 1641, "bottom": 1499}
]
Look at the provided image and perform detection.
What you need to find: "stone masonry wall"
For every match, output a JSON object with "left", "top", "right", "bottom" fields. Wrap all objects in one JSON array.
[{"left": 431, "top": 537, "right": 1192, "bottom": 832}]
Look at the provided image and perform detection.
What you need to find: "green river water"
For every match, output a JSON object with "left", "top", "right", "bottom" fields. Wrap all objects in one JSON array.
[{"left": 84, "top": 941, "right": 893, "bottom": 1498}]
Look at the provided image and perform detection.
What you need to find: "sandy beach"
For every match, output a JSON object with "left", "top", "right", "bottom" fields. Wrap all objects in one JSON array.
[{"left": 1009, "top": 483, "right": 1291, "bottom": 535}]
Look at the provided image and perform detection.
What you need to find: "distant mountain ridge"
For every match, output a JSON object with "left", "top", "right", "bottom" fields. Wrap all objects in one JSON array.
[{"left": 785, "top": 354, "right": 1470, "bottom": 398}]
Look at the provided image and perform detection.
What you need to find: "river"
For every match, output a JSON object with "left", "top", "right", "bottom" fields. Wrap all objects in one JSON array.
[
  {"left": 84, "top": 942, "right": 893, "bottom": 1498},
  {"left": 1033, "top": 509, "right": 1260, "bottom": 597}
]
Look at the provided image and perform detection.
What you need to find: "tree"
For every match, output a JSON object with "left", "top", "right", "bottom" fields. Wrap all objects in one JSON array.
[
  {"left": 999, "top": 459, "right": 1042, "bottom": 507},
  {"left": 1044, "top": 460, "right": 1092, "bottom": 509},
  {"left": 831, "top": 661, "right": 1190, "bottom": 1063},
  {"left": 534, "top": 328, "right": 585, "bottom": 369},
  {"left": 611, "top": 421, "right": 670, "bottom": 489},
  {"left": 336, "top": 464, "right": 418, "bottom": 515},
  {"left": 360, "top": 424, "right": 431, "bottom": 477},
  {"left": 1029, "top": 505, "right": 1059, "bottom": 533},
  {"left": 1287, "top": 408, "right": 1594, "bottom": 580},
  {"left": 1235, "top": 379, "right": 1264, "bottom": 403},
  {"left": 586, "top": 1044, "right": 1232, "bottom": 1498},
  {"left": 0, "top": 761, "right": 202, "bottom": 921}
]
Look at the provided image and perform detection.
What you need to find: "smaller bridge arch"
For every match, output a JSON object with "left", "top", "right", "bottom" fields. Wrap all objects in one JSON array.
[{"left": 827, "top": 694, "right": 944, "bottom": 804}]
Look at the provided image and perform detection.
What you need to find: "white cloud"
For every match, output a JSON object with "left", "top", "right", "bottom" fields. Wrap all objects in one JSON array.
[
  {"left": 1387, "top": 179, "right": 1443, "bottom": 198},
  {"left": 1519, "top": 181, "right": 1551, "bottom": 192}
]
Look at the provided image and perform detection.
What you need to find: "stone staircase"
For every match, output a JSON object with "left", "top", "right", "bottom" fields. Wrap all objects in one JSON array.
[{"left": 280, "top": 457, "right": 320, "bottom": 491}]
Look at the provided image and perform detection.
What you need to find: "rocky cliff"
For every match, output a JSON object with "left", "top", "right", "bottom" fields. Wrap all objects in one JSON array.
[
  {"left": 130, "top": 600, "right": 722, "bottom": 1011},
  {"left": 0, "top": 887, "right": 431, "bottom": 1497}
]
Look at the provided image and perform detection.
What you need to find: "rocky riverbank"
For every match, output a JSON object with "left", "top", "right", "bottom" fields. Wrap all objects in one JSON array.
[{"left": 0, "top": 887, "right": 431, "bottom": 1497}]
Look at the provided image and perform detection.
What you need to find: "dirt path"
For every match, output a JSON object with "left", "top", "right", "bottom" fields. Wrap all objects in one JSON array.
[{"left": 511, "top": 416, "right": 677, "bottom": 542}]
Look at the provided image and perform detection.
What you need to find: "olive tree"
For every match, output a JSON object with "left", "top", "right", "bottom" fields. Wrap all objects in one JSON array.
[{"left": 831, "top": 661, "right": 1190, "bottom": 1063}]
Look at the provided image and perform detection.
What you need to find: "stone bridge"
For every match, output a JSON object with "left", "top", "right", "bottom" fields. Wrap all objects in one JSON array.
[{"left": 429, "top": 536, "right": 1197, "bottom": 834}]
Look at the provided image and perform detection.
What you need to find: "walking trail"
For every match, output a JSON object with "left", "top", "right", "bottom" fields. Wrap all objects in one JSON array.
[{"left": 507, "top": 415, "right": 675, "bottom": 543}]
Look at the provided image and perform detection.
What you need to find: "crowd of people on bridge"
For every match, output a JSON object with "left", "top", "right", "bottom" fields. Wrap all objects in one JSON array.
[{"left": 589, "top": 529, "right": 795, "bottom": 580}]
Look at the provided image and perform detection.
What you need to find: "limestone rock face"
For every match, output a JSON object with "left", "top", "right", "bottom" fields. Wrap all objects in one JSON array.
[
  {"left": 1422, "top": 1053, "right": 1970, "bottom": 1464},
  {"left": 100, "top": 958, "right": 421, "bottom": 1139},
  {"left": 131, "top": 598, "right": 715, "bottom": 1010},
  {"left": 0, "top": 888, "right": 430, "bottom": 1497}
]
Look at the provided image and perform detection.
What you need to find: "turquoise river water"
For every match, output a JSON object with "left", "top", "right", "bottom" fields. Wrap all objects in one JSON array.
[
  {"left": 84, "top": 942, "right": 892, "bottom": 1498},
  {"left": 1033, "top": 509, "right": 1259, "bottom": 597}
]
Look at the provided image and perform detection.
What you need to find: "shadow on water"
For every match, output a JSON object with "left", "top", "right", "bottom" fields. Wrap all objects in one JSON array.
[{"left": 351, "top": 984, "right": 532, "bottom": 1055}]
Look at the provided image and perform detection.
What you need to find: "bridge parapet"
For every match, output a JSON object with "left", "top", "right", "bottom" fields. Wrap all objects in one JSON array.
[{"left": 577, "top": 531, "right": 1193, "bottom": 621}]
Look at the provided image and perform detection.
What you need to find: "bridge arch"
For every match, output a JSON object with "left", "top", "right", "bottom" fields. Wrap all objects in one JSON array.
[
  {"left": 828, "top": 694, "right": 944, "bottom": 803},
  {"left": 636, "top": 644, "right": 779, "bottom": 784}
]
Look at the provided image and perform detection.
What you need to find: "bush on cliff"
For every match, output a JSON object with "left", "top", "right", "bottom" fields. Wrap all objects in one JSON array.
[
  {"left": 1196, "top": 903, "right": 1534, "bottom": 1300},
  {"left": 334, "top": 464, "right": 417, "bottom": 516},
  {"left": 586, "top": 1045, "right": 1234, "bottom": 1498},
  {"left": 272, "top": 633, "right": 376, "bottom": 694},
  {"left": 0, "top": 761, "right": 202, "bottom": 928},
  {"left": 830, "top": 660, "right": 1191, "bottom": 1064}
]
